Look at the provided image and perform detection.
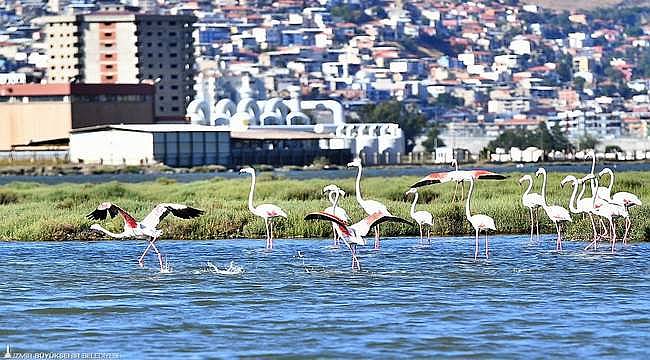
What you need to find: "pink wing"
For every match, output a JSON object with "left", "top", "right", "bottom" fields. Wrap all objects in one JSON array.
[{"left": 304, "top": 211, "right": 352, "bottom": 237}]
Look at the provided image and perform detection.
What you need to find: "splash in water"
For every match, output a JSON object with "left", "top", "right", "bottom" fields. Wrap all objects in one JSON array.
[
  {"left": 160, "top": 256, "right": 173, "bottom": 274},
  {"left": 203, "top": 261, "right": 244, "bottom": 275}
]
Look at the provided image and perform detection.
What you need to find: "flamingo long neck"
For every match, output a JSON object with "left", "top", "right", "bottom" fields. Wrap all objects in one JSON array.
[
  {"left": 328, "top": 191, "right": 336, "bottom": 207},
  {"left": 540, "top": 170, "right": 548, "bottom": 207},
  {"left": 332, "top": 190, "right": 341, "bottom": 212},
  {"left": 465, "top": 178, "right": 474, "bottom": 220},
  {"left": 606, "top": 169, "right": 614, "bottom": 194},
  {"left": 93, "top": 224, "right": 127, "bottom": 238},
  {"left": 568, "top": 179, "right": 579, "bottom": 213},
  {"left": 592, "top": 176, "right": 599, "bottom": 208},
  {"left": 410, "top": 192, "right": 418, "bottom": 217},
  {"left": 247, "top": 171, "right": 256, "bottom": 212},
  {"left": 354, "top": 164, "right": 364, "bottom": 205},
  {"left": 522, "top": 178, "right": 532, "bottom": 198},
  {"left": 590, "top": 153, "right": 596, "bottom": 189}
]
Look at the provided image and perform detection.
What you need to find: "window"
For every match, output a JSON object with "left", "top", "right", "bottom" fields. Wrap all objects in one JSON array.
[
  {"left": 170, "top": 64, "right": 178, "bottom": 68},
  {"left": 104, "top": 32, "right": 112, "bottom": 37},
  {"left": 146, "top": 32, "right": 152, "bottom": 36},
  {"left": 104, "top": 43, "right": 113, "bottom": 48},
  {"left": 172, "top": 106, "right": 179, "bottom": 112},
  {"left": 171, "top": 85, "right": 178, "bottom": 90},
  {"left": 147, "top": 42, "right": 152, "bottom": 47},
  {"left": 169, "top": 21, "right": 176, "bottom": 26},
  {"left": 106, "top": 75, "right": 113, "bottom": 80},
  {"left": 105, "top": 54, "right": 113, "bottom": 58},
  {"left": 169, "top": 32, "right": 176, "bottom": 36},
  {"left": 159, "top": 96, "right": 164, "bottom": 100},
  {"left": 106, "top": 65, "right": 113, "bottom": 69},
  {"left": 170, "top": 53, "right": 178, "bottom": 58},
  {"left": 147, "top": 53, "right": 153, "bottom": 58},
  {"left": 159, "top": 106, "right": 165, "bottom": 111},
  {"left": 157, "top": 42, "right": 162, "bottom": 47},
  {"left": 148, "top": 64, "right": 153, "bottom": 68},
  {"left": 171, "top": 74, "right": 178, "bottom": 79},
  {"left": 171, "top": 96, "right": 179, "bottom": 100}
]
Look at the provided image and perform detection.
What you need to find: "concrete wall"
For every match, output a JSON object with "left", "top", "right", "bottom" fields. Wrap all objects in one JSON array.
[
  {"left": 70, "top": 129, "right": 154, "bottom": 165},
  {"left": 0, "top": 102, "right": 71, "bottom": 150}
]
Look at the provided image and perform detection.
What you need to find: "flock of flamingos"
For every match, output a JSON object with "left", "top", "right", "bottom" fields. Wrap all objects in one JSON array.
[{"left": 87, "top": 153, "right": 642, "bottom": 272}]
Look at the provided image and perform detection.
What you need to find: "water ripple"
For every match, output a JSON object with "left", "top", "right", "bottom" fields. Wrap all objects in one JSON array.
[{"left": 1, "top": 236, "right": 649, "bottom": 358}]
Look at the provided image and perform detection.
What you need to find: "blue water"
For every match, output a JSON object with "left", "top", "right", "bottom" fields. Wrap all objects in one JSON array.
[
  {"left": 1, "top": 162, "right": 650, "bottom": 185},
  {"left": 1, "top": 236, "right": 649, "bottom": 358}
]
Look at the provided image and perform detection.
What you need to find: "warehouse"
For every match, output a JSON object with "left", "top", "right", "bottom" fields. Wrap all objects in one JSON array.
[{"left": 70, "top": 124, "right": 230, "bottom": 167}]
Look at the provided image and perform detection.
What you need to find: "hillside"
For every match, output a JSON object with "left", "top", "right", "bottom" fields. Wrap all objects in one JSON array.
[{"left": 523, "top": 0, "right": 650, "bottom": 11}]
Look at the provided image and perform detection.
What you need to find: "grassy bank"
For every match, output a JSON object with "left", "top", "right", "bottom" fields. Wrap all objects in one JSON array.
[{"left": 0, "top": 171, "right": 648, "bottom": 241}]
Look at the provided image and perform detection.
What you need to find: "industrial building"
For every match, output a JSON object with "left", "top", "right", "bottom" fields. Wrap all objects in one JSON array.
[
  {"left": 43, "top": 3, "right": 196, "bottom": 121},
  {"left": 0, "top": 83, "right": 155, "bottom": 151},
  {"left": 70, "top": 124, "right": 230, "bottom": 167}
]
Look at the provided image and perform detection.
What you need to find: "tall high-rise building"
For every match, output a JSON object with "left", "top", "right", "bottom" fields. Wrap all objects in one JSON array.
[{"left": 43, "top": 4, "right": 196, "bottom": 121}]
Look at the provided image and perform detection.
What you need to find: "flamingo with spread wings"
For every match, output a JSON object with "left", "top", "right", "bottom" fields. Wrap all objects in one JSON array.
[
  {"left": 347, "top": 158, "right": 393, "bottom": 250},
  {"left": 411, "top": 164, "right": 506, "bottom": 194},
  {"left": 240, "top": 167, "right": 288, "bottom": 250},
  {"left": 304, "top": 211, "right": 412, "bottom": 270},
  {"left": 87, "top": 202, "right": 204, "bottom": 271}
]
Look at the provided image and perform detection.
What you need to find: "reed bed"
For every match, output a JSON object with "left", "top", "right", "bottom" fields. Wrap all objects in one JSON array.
[{"left": 0, "top": 171, "right": 648, "bottom": 242}]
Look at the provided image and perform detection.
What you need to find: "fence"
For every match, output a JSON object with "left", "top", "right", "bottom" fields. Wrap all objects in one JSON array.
[{"left": 0, "top": 150, "right": 70, "bottom": 162}]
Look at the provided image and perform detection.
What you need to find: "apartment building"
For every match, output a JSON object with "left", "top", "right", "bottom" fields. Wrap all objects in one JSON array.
[{"left": 43, "top": 4, "right": 196, "bottom": 121}]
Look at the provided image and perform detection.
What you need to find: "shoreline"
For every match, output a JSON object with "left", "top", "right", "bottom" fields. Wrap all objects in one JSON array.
[{"left": 0, "top": 172, "right": 647, "bottom": 242}]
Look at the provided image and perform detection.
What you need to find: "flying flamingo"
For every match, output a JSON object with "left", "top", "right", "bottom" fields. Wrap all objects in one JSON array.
[
  {"left": 465, "top": 176, "right": 496, "bottom": 260},
  {"left": 240, "top": 167, "right": 288, "bottom": 250},
  {"left": 597, "top": 168, "right": 641, "bottom": 245},
  {"left": 561, "top": 174, "right": 600, "bottom": 249},
  {"left": 347, "top": 158, "right": 392, "bottom": 250},
  {"left": 411, "top": 166, "right": 506, "bottom": 193},
  {"left": 518, "top": 175, "right": 544, "bottom": 241},
  {"left": 87, "top": 202, "right": 204, "bottom": 271},
  {"left": 405, "top": 188, "right": 434, "bottom": 244},
  {"left": 536, "top": 168, "right": 571, "bottom": 251},
  {"left": 304, "top": 211, "right": 412, "bottom": 270},
  {"left": 322, "top": 184, "right": 350, "bottom": 247}
]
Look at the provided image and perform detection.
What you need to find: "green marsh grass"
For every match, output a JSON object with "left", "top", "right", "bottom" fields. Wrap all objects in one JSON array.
[{"left": 0, "top": 171, "right": 648, "bottom": 242}]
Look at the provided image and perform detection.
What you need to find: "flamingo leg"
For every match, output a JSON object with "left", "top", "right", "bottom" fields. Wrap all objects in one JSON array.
[
  {"left": 374, "top": 226, "right": 380, "bottom": 250},
  {"left": 535, "top": 207, "right": 540, "bottom": 242},
  {"left": 554, "top": 222, "right": 561, "bottom": 251},
  {"left": 529, "top": 207, "right": 534, "bottom": 241},
  {"left": 585, "top": 214, "right": 598, "bottom": 251},
  {"left": 485, "top": 231, "right": 489, "bottom": 259},
  {"left": 419, "top": 224, "right": 423, "bottom": 244},
  {"left": 150, "top": 240, "right": 164, "bottom": 272},
  {"left": 269, "top": 219, "right": 274, "bottom": 250},
  {"left": 610, "top": 219, "right": 616, "bottom": 253},
  {"left": 452, "top": 182, "right": 458, "bottom": 202},
  {"left": 264, "top": 218, "right": 270, "bottom": 249},
  {"left": 138, "top": 240, "right": 154, "bottom": 268},
  {"left": 622, "top": 218, "right": 631, "bottom": 245},
  {"left": 427, "top": 227, "right": 431, "bottom": 244},
  {"left": 474, "top": 228, "right": 479, "bottom": 260},
  {"left": 351, "top": 244, "right": 360, "bottom": 271}
]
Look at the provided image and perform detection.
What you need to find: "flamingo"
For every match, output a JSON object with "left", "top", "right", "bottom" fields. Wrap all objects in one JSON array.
[
  {"left": 405, "top": 188, "right": 434, "bottom": 244},
  {"left": 587, "top": 173, "right": 626, "bottom": 253},
  {"left": 240, "top": 167, "right": 288, "bottom": 250},
  {"left": 518, "top": 175, "right": 544, "bottom": 241},
  {"left": 411, "top": 166, "right": 506, "bottom": 191},
  {"left": 561, "top": 175, "right": 600, "bottom": 249},
  {"left": 464, "top": 176, "right": 496, "bottom": 260},
  {"left": 347, "top": 158, "right": 392, "bottom": 250},
  {"left": 587, "top": 150, "right": 611, "bottom": 201},
  {"left": 87, "top": 202, "right": 204, "bottom": 271},
  {"left": 304, "top": 211, "right": 412, "bottom": 270},
  {"left": 322, "top": 184, "right": 350, "bottom": 247},
  {"left": 536, "top": 168, "right": 572, "bottom": 251},
  {"left": 597, "top": 168, "right": 641, "bottom": 245}
]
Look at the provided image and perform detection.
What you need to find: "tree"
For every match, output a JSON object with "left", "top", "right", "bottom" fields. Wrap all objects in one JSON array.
[
  {"left": 356, "top": 101, "right": 427, "bottom": 153},
  {"left": 578, "top": 133, "right": 599, "bottom": 151},
  {"left": 422, "top": 126, "right": 445, "bottom": 152},
  {"left": 605, "top": 145, "right": 623, "bottom": 153},
  {"left": 482, "top": 122, "right": 573, "bottom": 154}
]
